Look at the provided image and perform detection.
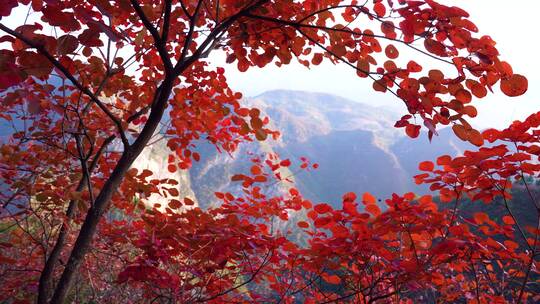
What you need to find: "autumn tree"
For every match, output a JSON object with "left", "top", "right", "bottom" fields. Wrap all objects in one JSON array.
[{"left": 0, "top": 0, "right": 535, "bottom": 303}]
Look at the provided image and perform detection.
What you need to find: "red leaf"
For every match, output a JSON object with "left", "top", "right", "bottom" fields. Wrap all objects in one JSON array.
[
  {"left": 385, "top": 44, "right": 399, "bottom": 59},
  {"left": 231, "top": 174, "right": 245, "bottom": 182},
  {"left": 424, "top": 39, "right": 446, "bottom": 57},
  {"left": 436, "top": 155, "right": 452, "bottom": 165},
  {"left": 168, "top": 200, "right": 182, "bottom": 209},
  {"left": 405, "top": 124, "right": 421, "bottom": 138},
  {"left": 455, "top": 89, "right": 472, "bottom": 103},
  {"left": 279, "top": 159, "right": 291, "bottom": 167},
  {"left": 167, "top": 164, "right": 177, "bottom": 173},
  {"left": 500, "top": 74, "right": 528, "bottom": 97},
  {"left": 0, "top": 0, "right": 17, "bottom": 17},
  {"left": 373, "top": 3, "right": 386, "bottom": 17},
  {"left": 184, "top": 197, "right": 195, "bottom": 206},
  {"left": 312, "top": 53, "right": 323, "bottom": 65},
  {"left": 18, "top": 51, "right": 53, "bottom": 78},
  {"left": 452, "top": 124, "right": 469, "bottom": 141},
  {"left": 343, "top": 201, "right": 358, "bottom": 216},
  {"left": 314, "top": 203, "right": 332, "bottom": 214},
  {"left": 418, "top": 161, "right": 434, "bottom": 171},
  {"left": 297, "top": 221, "right": 309, "bottom": 229},
  {"left": 56, "top": 35, "right": 78, "bottom": 55},
  {"left": 314, "top": 216, "right": 332, "bottom": 227},
  {"left": 407, "top": 60, "right": 422, "bottom": 72},
  {"left": 467, "top": 129, "right": 484, "bottom": 147},
  {"left": 356, "top": 58, "right": 369, "bottom": 77}
]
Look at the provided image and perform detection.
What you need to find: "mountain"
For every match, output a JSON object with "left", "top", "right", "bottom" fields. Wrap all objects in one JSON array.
[{"left": 185, "top": 90, "right": 476, "bottom": 209}]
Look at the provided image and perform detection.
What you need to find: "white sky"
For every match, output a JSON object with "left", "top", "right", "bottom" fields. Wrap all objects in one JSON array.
[{"left": 215, "top": 0, "right": 540, "bottom": 129}]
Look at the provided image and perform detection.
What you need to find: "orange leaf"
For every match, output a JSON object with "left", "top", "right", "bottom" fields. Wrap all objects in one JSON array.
[
  {"left": 362, "top": 192, "right": 376, "bottom": 205},
  {"left": 322, "top": 274, "right": 341, "bottom": 285},
  {"left": 452, "top": 124, "right": 469, "bottom": 141},
  {"left": 502, "top": 215, "right": 515, "bottom": 225},
  {"left": 250, "top": 165, "right": 262, "bottom": 175},
  {"left": 467, "top": 129, "right": 484, "bottom": 147},
  {"left": 365, "top": 204, "right": 381, "bottom": 216},
  {"left": 474, "top": 212, "right": 489, "bottom": 224}
]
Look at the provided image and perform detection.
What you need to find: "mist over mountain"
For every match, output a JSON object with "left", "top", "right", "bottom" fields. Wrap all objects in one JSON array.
[{"left": 187, "top": 90, "right": 476, "bottom": 208}]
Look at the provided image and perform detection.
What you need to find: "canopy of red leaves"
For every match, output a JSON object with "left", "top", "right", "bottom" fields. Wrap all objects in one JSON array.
[{"left": 0, "top": 1, "right": 536, "bottom": 303}]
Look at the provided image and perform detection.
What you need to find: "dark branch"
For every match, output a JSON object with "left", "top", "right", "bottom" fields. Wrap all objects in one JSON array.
[
  {"left": 0, "top": 24, "right": 130, "bottom": 147},
  {"left": 161, "top": 0, "right": 172, "bottom": 43},
  {"left": 130, "top": 0, "right": 173, "bottom": 71},
  {"left": 178, "top": 0, "right": 204, "bottom": 64}
]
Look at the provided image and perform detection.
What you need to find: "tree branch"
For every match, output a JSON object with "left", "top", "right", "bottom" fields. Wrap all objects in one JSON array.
[
  {"left": 37, "top": 135, "right": 114, "bottom": 304},
  {"left": 48, "top": 2, "right": 270, "bottom": 302},
  {"left": 178, "top": 0, "right": 204, "bottom": 64},
  {"left": 174, "top": 0, "right": 269, "bottom": 75},
  {"left": 243, "top": 13, "right": 455, "bottom": 66},
  {"left": 130, "top": 0, "right": 173, "bottom": 71},
  {"left": 0, "top": 24, "right": 130, "bottom": 147},
  {"left": 161, "top": 0, "right": 172, "bottom": 43}
]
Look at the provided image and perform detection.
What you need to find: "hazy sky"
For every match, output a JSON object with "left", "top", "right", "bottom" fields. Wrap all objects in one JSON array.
[{"left": 214, "top": 0, "right": 540, "bottom": 129}]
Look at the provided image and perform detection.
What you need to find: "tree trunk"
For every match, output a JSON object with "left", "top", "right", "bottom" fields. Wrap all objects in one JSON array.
[
  {"left": 49, "top": 80, "right": 174, "bottom": 304},
  {"left": 38, "top": 136, "right": 114, "bottom": 304}
]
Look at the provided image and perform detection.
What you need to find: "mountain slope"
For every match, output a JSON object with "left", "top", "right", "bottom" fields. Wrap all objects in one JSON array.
[{"left": 187, "top": 90, "right": 475, "bottom": 208}]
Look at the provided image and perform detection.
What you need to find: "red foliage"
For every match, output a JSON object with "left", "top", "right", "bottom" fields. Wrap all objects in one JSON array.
[{"left": 0, "top": 1, "right": 537, "bottom": 303}]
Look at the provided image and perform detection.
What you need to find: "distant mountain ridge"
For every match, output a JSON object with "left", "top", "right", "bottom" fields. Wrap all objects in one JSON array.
[{"left": 185, "top": 90, "right": 475, "bottom": 208}]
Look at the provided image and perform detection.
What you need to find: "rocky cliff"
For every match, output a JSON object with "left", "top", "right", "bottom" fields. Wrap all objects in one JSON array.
[{"left": 133, "top": 90, "right": 474, "bottom": 210}]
